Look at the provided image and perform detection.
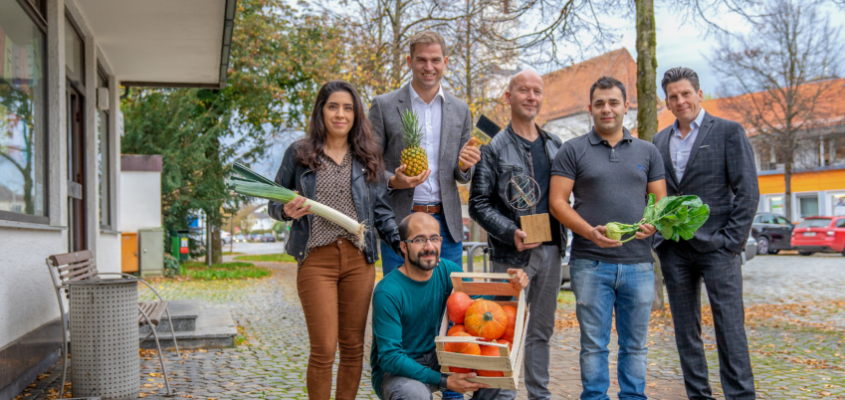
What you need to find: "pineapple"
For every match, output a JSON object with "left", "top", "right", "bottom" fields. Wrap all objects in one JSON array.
[{"left": 400, "top": 109, "right": 428, "bottom": 176}]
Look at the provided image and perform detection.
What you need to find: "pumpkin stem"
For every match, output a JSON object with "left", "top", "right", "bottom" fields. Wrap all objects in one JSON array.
[{"left": 483, "top": 312, "right": 493, "bottom": 322}]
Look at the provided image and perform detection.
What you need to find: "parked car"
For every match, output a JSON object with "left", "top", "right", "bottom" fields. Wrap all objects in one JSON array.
[
  {"left": 751, "top": 212, "right": 794, "bottom": 255},
  {"left": 463, "top": 225, "right": 470, "bottom": 241},
  {"left": 790, "top": 216, "right": 845, "bottom": 256},
  {"left": 220, "top": 230, "right": 232, "bottom": 244},
  {"left": 234, "top": 234, "right": 247, "bottom": 243},
  {"left": 261, "top": 233, "right": 276, "bottom": 243}
]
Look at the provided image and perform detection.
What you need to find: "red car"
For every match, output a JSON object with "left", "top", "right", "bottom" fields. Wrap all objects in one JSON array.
[{"left": 790, "top": 216, "right": 845, "bottom": 256}]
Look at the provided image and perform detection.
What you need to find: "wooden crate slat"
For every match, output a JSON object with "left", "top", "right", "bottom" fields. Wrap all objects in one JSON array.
[
  {"left": 459, "top": 282, "right": 521, "bottom": 297},
  {"left": 437, "top": 352, "right": 513, "bottom": 370},
  {"left": 466, "top": 376, "right": 517, "bottom": 390}
]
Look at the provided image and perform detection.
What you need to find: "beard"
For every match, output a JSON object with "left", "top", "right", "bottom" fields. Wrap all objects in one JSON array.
[{"left": 408, "top": 248, "right": 440, "bottom": 271}]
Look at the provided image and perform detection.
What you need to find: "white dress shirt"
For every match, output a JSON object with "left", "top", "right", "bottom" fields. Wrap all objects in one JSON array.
[
  {"left": 409, "top": 83, "right": 445, "bottom": 205},
  {"left": 669, "top": 107, "right": 706, "bottom": 182}
]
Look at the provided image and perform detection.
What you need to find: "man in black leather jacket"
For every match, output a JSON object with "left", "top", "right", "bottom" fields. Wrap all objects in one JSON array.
[{"left": 468, "top": 70, "right": 566, "bottom": 400}]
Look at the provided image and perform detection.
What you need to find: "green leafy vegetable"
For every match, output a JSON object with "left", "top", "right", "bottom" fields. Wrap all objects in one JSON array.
[
  {"left": 604, "top": 194, "right": 710, "bottom": 243},
  {"left": 227, "top": 162, "right": 366, "bottom": 242}
]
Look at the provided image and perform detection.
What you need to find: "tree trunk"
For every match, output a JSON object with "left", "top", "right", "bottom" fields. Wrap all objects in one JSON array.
[
  {"left": 212, "top": 227, "right": 223, "bottom": 264},
  {"left": 391, "top": 0, "right": 404, "bottom": 89},
  {"left": 635, "top": 0, "right": 663, "bottom": 311},
  {"left": 784, "top": 162, "right": 793, "bottom": 219},
  {"left": 635, "top": 0, "right": 658, "bottom": 142}
]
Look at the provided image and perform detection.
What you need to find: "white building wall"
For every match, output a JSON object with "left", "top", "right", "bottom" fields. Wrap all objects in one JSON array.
[
  {"left": 0, "top": 0, "right": 68, "bottom": 350},
  {"left": 119, "top": 171, "right": 162, "bottom": 233},
  {"left": 0, "top": 0, "right": 123, "bottom": 348}
]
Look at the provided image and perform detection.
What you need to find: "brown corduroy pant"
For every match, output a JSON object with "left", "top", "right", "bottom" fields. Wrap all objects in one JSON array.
[{"left": 297, "top": 238, "right": 374, "bottom": 400}]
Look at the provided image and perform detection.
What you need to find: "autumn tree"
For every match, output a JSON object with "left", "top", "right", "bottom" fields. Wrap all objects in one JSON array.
[
  {"left": 122, "top": 0, "right": 344, "bottom": 263},
  {"left": 711, "top": 0, "right": 842, "bottom": 220}
]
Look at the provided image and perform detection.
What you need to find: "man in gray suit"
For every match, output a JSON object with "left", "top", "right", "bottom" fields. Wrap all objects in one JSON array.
[
  {"left": 368, "top": 30, "right": 481, "bottom": 276},
  {"left": 653, "top": 67, "right": 759, "bottom": 400}
]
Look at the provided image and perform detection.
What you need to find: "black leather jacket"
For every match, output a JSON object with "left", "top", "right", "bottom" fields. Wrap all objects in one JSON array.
[
  {"left": 268, "top": 142, "right": 402, "bottom": 263},
  {"left": 469, "top": 124, "right": 568, "bottom": 266}
]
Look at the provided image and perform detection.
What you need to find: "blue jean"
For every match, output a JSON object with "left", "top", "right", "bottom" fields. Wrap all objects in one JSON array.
[
  {"left": 381, "top": 211, "right": 463, "bottom": 276},
  {"left": 569, "top": 259, "right": 655, "bottom": 400}
]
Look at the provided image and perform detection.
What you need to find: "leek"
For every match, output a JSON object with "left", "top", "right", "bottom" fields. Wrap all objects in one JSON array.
[{"left": 228, "top": 162, "right": 366, "bottom": 243}]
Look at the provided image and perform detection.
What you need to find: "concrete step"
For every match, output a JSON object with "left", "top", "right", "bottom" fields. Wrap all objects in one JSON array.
[
  {"left": 139, "top": 300, "right": 200, "bottom": 334},
  {"left": 140, "top": 306, "right": 237, "bottom": 350}
]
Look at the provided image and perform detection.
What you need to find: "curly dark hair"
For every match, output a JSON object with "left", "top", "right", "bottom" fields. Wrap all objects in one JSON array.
[{"left": 296, "top": 80, "right": 384, "bottom": 183}]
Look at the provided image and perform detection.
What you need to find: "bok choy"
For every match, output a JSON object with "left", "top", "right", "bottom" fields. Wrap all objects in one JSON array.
[{"left": 605, "top": 194, "right": 710, "bottom": 243}]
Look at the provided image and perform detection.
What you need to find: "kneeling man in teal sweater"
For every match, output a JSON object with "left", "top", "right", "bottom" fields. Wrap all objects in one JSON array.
[{"left": 370, "top": 212, "right": 530, "bottom": 399}]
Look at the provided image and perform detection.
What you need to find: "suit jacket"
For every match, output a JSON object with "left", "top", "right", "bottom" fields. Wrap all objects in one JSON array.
[
  {"left": 368, "top": 84, "right": 474, "bottom": 243},
  {"left": 653, "top": 112, "right": 760, "bottom": 254}
]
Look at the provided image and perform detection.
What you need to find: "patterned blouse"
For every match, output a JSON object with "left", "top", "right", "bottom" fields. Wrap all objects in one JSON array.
[{"left": 304, "top": 151, "right": 363, "bottom": 259}]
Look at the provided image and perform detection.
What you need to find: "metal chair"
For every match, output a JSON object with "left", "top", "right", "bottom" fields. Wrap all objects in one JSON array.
[{"left": 45, "top": 250, "right": 179, "bottom": 398}]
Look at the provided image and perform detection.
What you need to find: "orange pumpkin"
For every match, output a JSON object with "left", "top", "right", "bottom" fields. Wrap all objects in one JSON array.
[
  {"left": 464, "top": 300, "right": 507, "bottom": 340},
  {"left": 447, "top": 324, "right": 467, "bottom": 336},
  {"left": 449, "top": 366, "right": 474, "bottom": 374},
  {"left": 497, "top": 338, "right": 512, "bottom": 351},
  {"left": 477, "top": 340, "right": 508, "bottom": 377},
  {"left": 444, "top": 332, "right": 480, "bottom": 355},
  {"left": 501, "top": 305, "right": 517, "bottom": 342},
  {"left": 447, "top": 292, "right": 474, "bottom": 324}
]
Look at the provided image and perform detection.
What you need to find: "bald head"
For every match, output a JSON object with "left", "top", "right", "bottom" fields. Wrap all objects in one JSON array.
[
  {"left": 398, "top": 212, "right": 440, "bottom": 241},
  {"left": 506, "top": 70, "right": 544, "bottom": 122},
  {"left": 508, "top": 70, "right": 543, "bottom": 92}
]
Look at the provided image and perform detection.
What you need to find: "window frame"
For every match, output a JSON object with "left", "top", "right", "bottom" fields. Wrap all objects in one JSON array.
[
  {"left": 0, "top": 0, "right": 50, "bottom": 225},
  {"left": 97, "top": 66, "right": 112, "bottom": 230}
]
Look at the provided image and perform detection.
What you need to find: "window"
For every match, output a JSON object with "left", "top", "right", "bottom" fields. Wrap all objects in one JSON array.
[
  {"left": 0, "top": 0, "right": 48, "bottom": 223},
  {"left": 64, "top": 15, "right": 83, "bottom": 87},
  {"left": 836, "top": 219, "right": 845, "bottom": 228},
  {"left": 97, "top": 69, "right": 111, "bottom": 228},
  {"left": 775, "top": 216, "right": 790, "bottom": 226},
  {"left": 797, "top": 218, "right": 832, "bottom": 228},
  {"left": 769, "top": 197, "right": 784, "bottom": 214}
]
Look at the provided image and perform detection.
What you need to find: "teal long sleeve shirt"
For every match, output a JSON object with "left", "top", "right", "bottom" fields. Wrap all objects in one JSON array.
[{"left": 370, "top": 259, "right": 463, "bottom": 398}]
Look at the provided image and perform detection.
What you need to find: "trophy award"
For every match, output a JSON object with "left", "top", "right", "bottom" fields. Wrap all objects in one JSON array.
[{"left": 508, "top": 175, "right": 551, "bottom": 244}]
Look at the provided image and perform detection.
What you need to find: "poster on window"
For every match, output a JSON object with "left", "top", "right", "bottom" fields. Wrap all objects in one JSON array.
[{"left": 834, "top": 195, "right": 845, "bottom": 217}]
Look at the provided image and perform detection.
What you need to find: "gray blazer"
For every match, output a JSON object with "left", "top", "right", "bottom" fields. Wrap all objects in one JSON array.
[
  {"left": 368, "top": 84, "right": 474, "bottom": 242},
  {"left": 653, "top": 112, "right": 760, "bottom": 254}
]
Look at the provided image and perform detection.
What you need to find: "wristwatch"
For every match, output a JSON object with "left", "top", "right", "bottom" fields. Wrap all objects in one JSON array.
[{"left": 439, "top": 375, "right": 449, "bottom": 391}]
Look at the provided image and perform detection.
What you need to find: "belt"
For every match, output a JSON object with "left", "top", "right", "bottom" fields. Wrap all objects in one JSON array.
[{"left": 412, "top": 204, "right": 441, "bottom": 214}]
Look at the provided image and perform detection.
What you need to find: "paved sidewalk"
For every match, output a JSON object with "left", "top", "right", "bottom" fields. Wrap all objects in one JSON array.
[{"left": 17, "top": 255, "right": 845, "bottom": 399}]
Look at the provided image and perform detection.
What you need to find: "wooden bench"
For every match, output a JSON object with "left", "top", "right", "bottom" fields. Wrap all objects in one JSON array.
[{"left": 45, "top": 250, "right": 178, "bottom": 397}]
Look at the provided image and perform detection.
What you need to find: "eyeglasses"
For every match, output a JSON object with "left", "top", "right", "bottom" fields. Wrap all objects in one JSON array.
[{"left": 404, "top": 236, "right": 443, "bottom": 245}]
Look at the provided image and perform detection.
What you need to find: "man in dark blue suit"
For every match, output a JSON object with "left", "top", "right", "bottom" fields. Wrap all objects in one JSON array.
[{"left": 653, "top": 67, "right": 759, "bottom": 400}]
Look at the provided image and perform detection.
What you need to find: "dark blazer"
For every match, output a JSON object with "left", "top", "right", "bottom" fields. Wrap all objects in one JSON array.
[
  {"left": 368, "top": 84, "right": 474, "bottom": 243},
  {"left": 267, "top": 142, "right": 402, "bottom": 263},
  {"left": 652, "top": 112, "right": 760, "bottom": 254}
]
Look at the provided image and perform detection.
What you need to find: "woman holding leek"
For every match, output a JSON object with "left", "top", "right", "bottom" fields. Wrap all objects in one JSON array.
[{"left": 267, "top": 80, "right": 402, "bottom": 400}]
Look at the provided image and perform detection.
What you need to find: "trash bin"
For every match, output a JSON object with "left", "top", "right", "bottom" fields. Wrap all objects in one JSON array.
[
  {"left": 171, "top": 230, "right": 190, "bottom": 261},
  {"left": 68, "top": 279, "right": 140, "bottom": 400}
]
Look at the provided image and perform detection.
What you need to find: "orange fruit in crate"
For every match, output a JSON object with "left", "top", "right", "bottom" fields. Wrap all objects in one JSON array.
[
  {"left": 501, "top": 305, "right": 517, "bottom": 342},
  {"left": 497, "top": 338, "right": 512, "bottom": 351},
  {"left": 477, "top": 340, "right": 509, "bottom": 377},
  {"left": 464, "top": 300, "right": 507, "bottom": 340},
  {"left": 447, "top": 324, "right": 467, "bottom": 336},
  {"left": 447, "top": 291, "right": 474, "bottom": 324},
  {"left": 444, "top": 332, "right": 480, "bottom": 355}
]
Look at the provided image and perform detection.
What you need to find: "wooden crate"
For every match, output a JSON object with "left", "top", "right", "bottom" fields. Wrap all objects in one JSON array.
[{"left": 434, "top": 272, "right": 530, "bottom": 390}]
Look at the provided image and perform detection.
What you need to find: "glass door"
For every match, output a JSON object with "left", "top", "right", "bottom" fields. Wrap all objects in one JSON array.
[{"left": 67, "top": 86, "right": 86, "bottom": 251}]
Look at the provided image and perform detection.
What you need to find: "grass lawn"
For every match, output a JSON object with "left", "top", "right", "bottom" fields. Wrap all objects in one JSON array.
[
  {"left": 234, "top": 253, "right": 297, "bottom": 263},
  {"left": 222, "top": 251, "right": 244, "bottom": 255},
  {"left": 181, "top": 261, "right": 271, "bottom": 280}
]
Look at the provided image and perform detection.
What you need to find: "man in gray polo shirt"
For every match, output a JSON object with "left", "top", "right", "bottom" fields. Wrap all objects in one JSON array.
[{"left": 549, "top": 76, "right": 667, "bottom": 400}]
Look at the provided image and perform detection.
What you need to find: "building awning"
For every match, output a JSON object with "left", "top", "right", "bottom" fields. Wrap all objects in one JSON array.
[{"left": 74, "top": 0, "right": 236, "bottom": 88}]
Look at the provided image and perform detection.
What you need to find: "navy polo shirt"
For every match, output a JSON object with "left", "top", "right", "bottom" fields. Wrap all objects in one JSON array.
[{"left": 551, "top": 128, "right": 665, "bottom": 264}]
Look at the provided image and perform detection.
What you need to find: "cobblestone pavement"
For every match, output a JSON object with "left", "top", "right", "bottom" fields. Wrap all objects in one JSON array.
[{"left": 18, "top": 254, "right": 845, "bottom": 400}]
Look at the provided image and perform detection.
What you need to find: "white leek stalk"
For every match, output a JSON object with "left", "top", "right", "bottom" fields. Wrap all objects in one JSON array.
[{"left": 228, "top": 163, "right": 366, "bottom": 243}]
